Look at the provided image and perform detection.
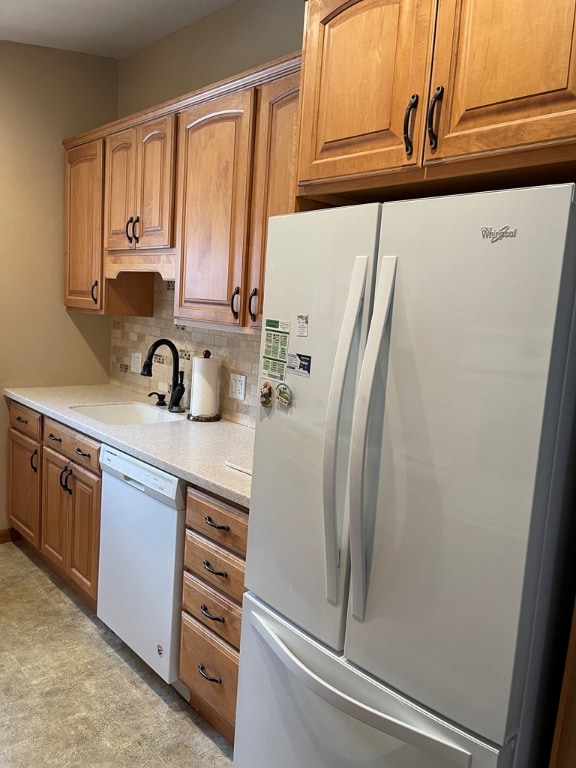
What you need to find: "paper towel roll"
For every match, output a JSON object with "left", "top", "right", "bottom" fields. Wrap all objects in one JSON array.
[{"left": 190, "top": 354, "right": 220, "bottom": 420}]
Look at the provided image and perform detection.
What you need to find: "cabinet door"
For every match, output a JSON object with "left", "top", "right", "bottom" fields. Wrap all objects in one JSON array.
[
  {"left": 427, "top": 0, "right": 576, "bottom": 162},
  {"left": 8, "top": 429, "right": 41, "bottom": 547},
  {"left": 41, "top": 447, "right": 70, "bottom": 571},
  {"left": 104, "top": 128, "right": 137, "bottom": 250},
  {"left": 247, "top": 73, "right": 300, "bottom": 329},
  {"left": 175, "top": 90, "right": 255, "bottom": 325},
  {"left": 298, "top": 0, "right": 436, "bottom": 184},
  {"left": 135, "top": 116, "right": 176, "bottom": 249},
  {"left": 64, "top": 140, "right": 104, "bottom": 309},
  {"left": 68, "top": 464, "right": 101, "bottom": 601}
]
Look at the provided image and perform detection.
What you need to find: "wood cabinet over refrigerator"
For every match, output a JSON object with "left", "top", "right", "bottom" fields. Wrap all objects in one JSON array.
[{"left": 297, "top": 0, "right": 576, "bottom": 197}]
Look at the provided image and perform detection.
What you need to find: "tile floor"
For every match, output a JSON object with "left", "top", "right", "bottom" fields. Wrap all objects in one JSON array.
[{"left": 0, "top": 541, "right": 233, "bottom": 767}]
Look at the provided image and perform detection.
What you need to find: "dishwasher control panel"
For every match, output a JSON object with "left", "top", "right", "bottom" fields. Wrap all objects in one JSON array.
[{"left": 100, "top": 445, "right": 185, "bottom": 509}]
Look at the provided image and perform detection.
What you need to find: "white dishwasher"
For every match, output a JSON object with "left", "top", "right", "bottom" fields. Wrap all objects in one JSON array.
[{"left": 98, "top": 445, "right": 186, "bottom": 683}]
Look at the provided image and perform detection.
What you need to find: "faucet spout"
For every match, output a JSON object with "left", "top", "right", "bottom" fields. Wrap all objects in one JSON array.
[{"left": 141, "top": 338, "right": 185, "bottom": 412}]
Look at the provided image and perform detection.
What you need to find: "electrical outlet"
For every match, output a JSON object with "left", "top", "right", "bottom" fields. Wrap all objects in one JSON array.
[
  {"left": 229, "top": 373, "right": 246, "bottom": 401},
  {"left": 130, "top": 352, "right": 142, "bottom": 373}
]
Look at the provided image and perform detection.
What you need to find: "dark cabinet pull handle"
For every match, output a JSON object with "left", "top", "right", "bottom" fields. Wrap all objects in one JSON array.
[
  {"left": 203, "top": 559, "right": 227, "bottom": 578},
  {"left": 248, "top": 288, "right": 258, "bottom": 322},
  {"left": 30, "top": 449, "right": 38, "bottom": 473},
  {"left": 427, "top": 85, "right": 444, "bottom": 150},
  {"left": 230, "top": 286, "right": 240, "bottom": 320},
  {"left": 75, "top": 447, "right": 91, "bottom": 458},
  {"left": 59, "top": 465, "right": 68, "bottom": 490},
  {"left": 16, "top": 416, "right": 28, "bottom": 424},
  {"left": 91, "top": 280, "right": 98, "bottom": 304},
  {"left": 48, "top": 433, "right": 62, "bottom": 442},
  {"left": 200, "top": 604, "right": 225, "bottom": 623},
  {"left": 403, "top": 93, "right": 419, "bottom": 156},
  {"left": 197, "top": 663, "right": 221, "bottom": 684},
  {"left": 133, "top": 215, "right": 140, "bottom": 244},
  {"left": 125, "top": 216, "right": 134, "bottom": 244},
  {"left": 63, "top": 469, "right": 73, "bottom": 495},
  {"left": 204, "top": 515, "right": 230, "bottom": 532}
]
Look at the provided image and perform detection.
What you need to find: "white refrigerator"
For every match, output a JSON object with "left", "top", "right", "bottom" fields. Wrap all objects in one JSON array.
[{"left": 234, "top": 185, "right": 576, "bottom": 768}]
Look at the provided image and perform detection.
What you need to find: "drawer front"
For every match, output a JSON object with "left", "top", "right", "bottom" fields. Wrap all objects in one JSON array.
[
  {"left": 182, "top": 572, "right": 242, "bottom": 650},
  {"left": 9, "top": 402, "right": 42, "bottom": 440},
  {"left": 44, "top": 418, "right": 100, "bottom": 473},
  {"left": 179, "top": 612, "right": 239, "bottom": 727},
  {"left": 186, "top": 487, "right": 248, "bottom": 556},
  {"left": 184, "top": 530, "right": 245, "bottom": 603}
]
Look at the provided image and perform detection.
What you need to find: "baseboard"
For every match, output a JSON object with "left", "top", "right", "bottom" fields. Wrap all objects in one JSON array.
[{"left": 0, "top": 528, "right": 20, "bottom": 545}]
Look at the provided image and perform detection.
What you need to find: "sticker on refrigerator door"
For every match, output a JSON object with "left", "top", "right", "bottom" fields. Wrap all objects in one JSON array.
[
  {"left": 296, "top": 314, "right": 309, "bottom": 337},
  {"left": 287, "top": 353, "right": 311, "bottom": 378},
  {"left": 262, "top": 318, "right": 290, "bottom": 381}
]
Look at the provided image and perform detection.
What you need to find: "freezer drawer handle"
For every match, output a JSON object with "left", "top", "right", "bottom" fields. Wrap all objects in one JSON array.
[
  {"left": 349, "top": 256, "right": 397, "bottom": 622},
  {"left": 200, "top": 604, "right": 225, "bottom": 623},
  {"left": 204, "top": 515, "right": 230, "bottom": 531},
  {"left": 323, "top": 255, "right": 369, "bottom": 605},
  {"left": 252, "top": 612, "right": 472, "bottom": 768},
  {"left": 203, "top": 560, "right": 227, "bottom": 578},
  {"left": 198, "top": 663, "right": 221, "bottom": 684}
]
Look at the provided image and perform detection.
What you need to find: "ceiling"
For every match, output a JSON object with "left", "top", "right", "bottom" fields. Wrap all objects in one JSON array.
[{"left": 0, "top": 0, "right": 236, "bottom": 59}]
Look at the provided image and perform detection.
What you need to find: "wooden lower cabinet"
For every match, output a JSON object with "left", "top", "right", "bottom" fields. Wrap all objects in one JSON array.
[
  {"left": 41, "top": 445, "right": 101, "bottom": 604},
  {"left": 550, "top": 601, "right": 576, "bottom": 768},
  {"left": 8, "top": 428, "right": 41, "bottom": 546},
  {"left": 179, "top": 486, "right": 248, "bottom": 744},
  {"left": 7, "top": 399, "right": 102, "bottom": 610}
]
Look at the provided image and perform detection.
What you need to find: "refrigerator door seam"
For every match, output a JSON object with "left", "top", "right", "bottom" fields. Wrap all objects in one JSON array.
[
  {"left": 251, "top": 610, "right": 473, "bottom": 768},
  {"left": 349, "top": 255, "right": 397, "bottom": 621},
  {"left": 323, "top": 254, "right": 369, "bottom": 604}
]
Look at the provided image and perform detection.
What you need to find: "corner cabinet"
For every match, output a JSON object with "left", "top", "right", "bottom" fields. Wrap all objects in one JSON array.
[
  {"left": 174, "top": 64, "right": 301, "bottom": 328},
  {"left": 104, "top": 116, "right": 176, "bottom": 251},
  {"left": 297, "top": 0, "right": 576, "bottom": 195},
  {"left": 7, "top": 402, "right": 43, "bottom": 547}
]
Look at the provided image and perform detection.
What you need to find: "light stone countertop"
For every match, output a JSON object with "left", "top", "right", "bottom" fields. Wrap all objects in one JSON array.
[{"left": 4, "top": 384, "right": 254, "bottom": 508}]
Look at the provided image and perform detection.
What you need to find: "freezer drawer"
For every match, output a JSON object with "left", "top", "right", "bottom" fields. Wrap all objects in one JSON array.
[{"left": 234, "top": 594, "right": 514, "bottom": 768}]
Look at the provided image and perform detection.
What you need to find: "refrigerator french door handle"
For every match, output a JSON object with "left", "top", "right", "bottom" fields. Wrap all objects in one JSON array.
[
  {"left": 252, "top": 612, "right": 472, "bottom": 768},
  {"left": 323, "top": 255, "right": 369, "bottom": 604},
  {"left": 349, "top": 256, "right": 397, "bottom": 622}
]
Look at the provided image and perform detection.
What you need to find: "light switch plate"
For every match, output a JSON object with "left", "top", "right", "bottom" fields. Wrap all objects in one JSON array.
[
  {"left": 130, "top": 352, "right": 142, "bottom": 373},
  {"left": 229, "top": 373, "right": 246, "bottom": 401}
]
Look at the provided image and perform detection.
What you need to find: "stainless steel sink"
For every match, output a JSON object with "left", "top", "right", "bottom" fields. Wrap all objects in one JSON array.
[{"left": 70, "top": 402, "right": 184, "bottom": 425}]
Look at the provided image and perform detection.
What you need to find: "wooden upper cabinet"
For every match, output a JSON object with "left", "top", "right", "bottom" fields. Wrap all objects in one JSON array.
[
  {"left": 247, "top": 72, "right": 300, "bottom": 329},
  {"left": 104, "top": 115, "right": 176, "bottom": 250},
  {"left": 174, "top": 90, "right": 255, "bottom": 326},
  {"left": 298, "top": 0, "right": 436, "bottom": 184},
  {"left": 64, "top": 140, "right": 104, "bottom": 310},
  {"left": 427, "top": 0, "right": 576, "bottom": 163}
]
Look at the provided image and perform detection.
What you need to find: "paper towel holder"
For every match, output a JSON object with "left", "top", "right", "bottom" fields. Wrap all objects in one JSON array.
[{"left": 187, "top": 350, "right": 222, "bottom": 423}]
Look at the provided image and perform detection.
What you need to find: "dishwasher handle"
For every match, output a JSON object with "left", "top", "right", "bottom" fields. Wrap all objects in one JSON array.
[{"left": 123, "top": 475, "right": 146, "bottom": 493}]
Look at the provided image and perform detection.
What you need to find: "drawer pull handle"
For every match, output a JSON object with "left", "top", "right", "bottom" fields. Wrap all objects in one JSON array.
[
  {"left": 203, "top": 560, "right": 227, "bottom": 578},
  {"left": 204, "top": 515, "right": 230, "bottom": 531},
  {"left": 16, "top": 416, "right": 29, "bottom": 424},
  {"left": 200, "top": 604, "right": 225, "bottom": 623},
  {"left": 198, "top": 663, "right": 221, "bottom": 684},
  {"left": 49, "top": 433, "right": 62, "bottom": 442},
  {"left": 75, "top": 447, "right": 91, "bottom": 458}
]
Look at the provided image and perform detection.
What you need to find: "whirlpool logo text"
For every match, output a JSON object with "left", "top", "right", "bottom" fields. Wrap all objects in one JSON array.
[{"left": 481, "top": 226, "right": 518, "bottom": 243}]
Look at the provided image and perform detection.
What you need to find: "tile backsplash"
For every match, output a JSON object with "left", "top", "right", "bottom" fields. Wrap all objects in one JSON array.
[{"left": 110, "top": 275, "right": 259, "bottom": 428}]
